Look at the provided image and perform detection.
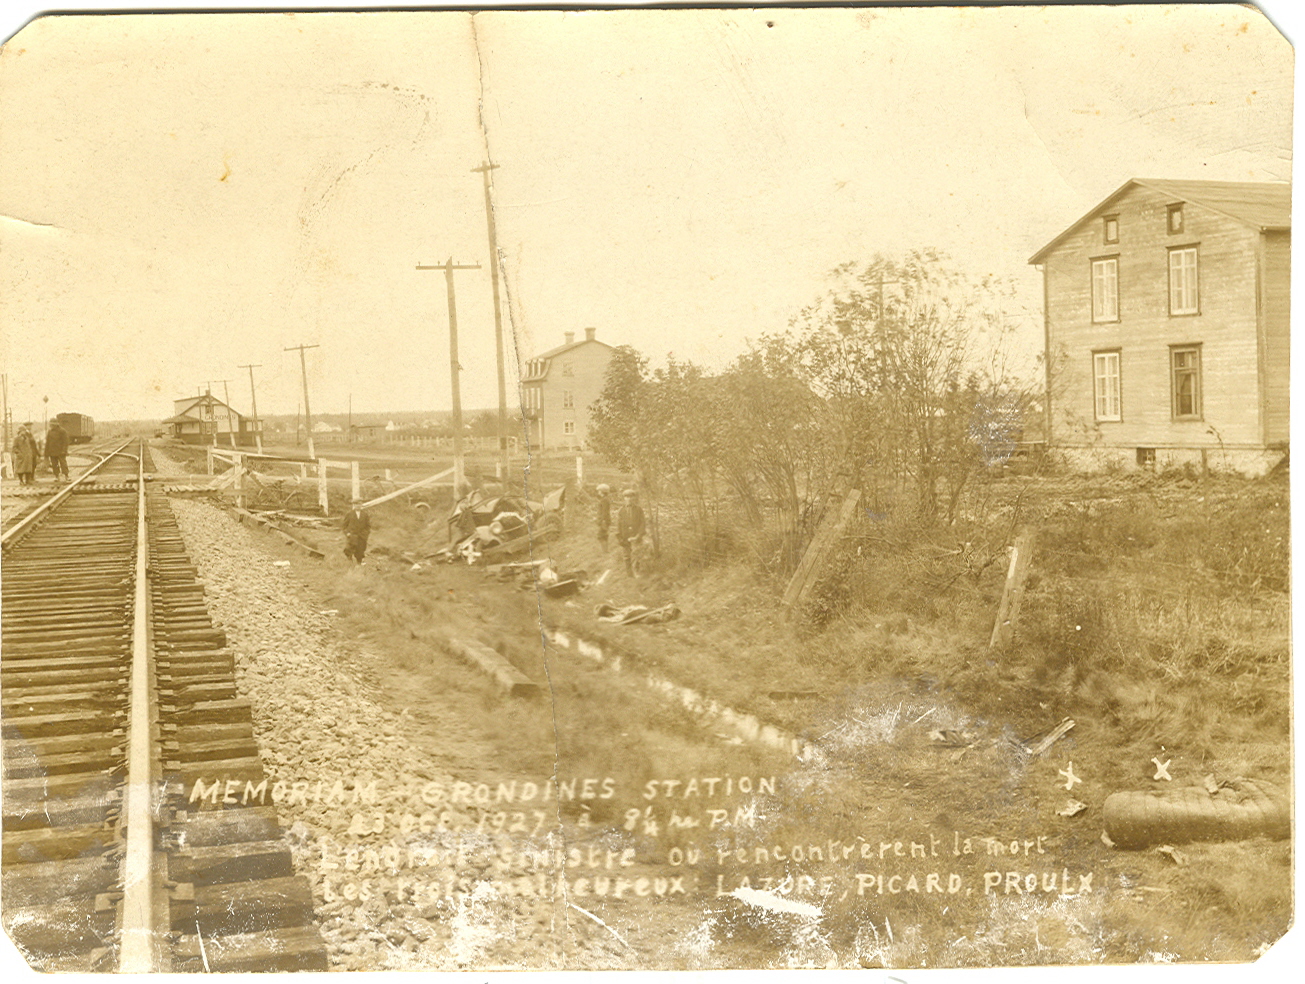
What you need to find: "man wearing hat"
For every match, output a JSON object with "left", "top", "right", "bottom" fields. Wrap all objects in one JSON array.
[
  {"left": 341, "top": 496, "right": 371, "bottom": 565},
  {"left": 13, "top": 423, "right": 38, "bottom": 485},
  {"left": 616, "top": 488, "right": 645, "bottom": 576},
  {"left": 594, "top": 484, "right": 611, "bottom": 549}
]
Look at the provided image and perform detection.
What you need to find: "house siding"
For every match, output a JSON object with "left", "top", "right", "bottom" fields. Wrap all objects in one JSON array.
[
  {"left": 1043, "top": 183, "right": 1282, "bottom": 458},
  {"left": 521, "top": 338, "right": 614, "bottom": 450},
  {"left": 1261, "top": 230, "right": 1290, "bottom": 445}
]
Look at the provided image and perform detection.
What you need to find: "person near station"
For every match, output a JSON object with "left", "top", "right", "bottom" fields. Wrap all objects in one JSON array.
[
  {"left": 13, "top": 423, "right": 38, "bottom": 485},
  {"left": 616, "top": 488, "right": 646, "bottom": 576},
  {"left": 594, "top": 483, "right": 611, "bottom": 549},
  {"left": 45, "top": 419, "right": 69, "bottom": 482},
  {"left": 342, "top": 497, "right": 371, "bottom": 565}
]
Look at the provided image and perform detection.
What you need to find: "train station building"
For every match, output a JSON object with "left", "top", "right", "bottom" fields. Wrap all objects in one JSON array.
[{"left": 164, "top": 392, "right": 261, "bottom": 447}]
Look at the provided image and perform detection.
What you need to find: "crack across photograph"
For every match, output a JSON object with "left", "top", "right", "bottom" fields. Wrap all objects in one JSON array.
[{"left": 0, "top": 2, "right": 1294, "bottom": 975}]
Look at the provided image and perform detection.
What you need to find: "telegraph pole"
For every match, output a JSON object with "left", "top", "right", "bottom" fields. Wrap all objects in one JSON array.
[
  {"left": 285, "top": 343, "right": 320, "bottom": 459},
  {"left": 472, "top": 161, "right": 510, "bottom": 481},
  {"left": 1, "top": 372, "right": 9, "bottom": 451},
  {"left": 208, "top": 379, "right": 235, "bottom": 448},
  {"left": 416, "top": 258, "right": 481, "bottom": 491},
  {"left": 204, "top": 381, "right": 230, "bottom": 447},
  {"left": 239, "top": 364, "right": 263, "bottom": 453}
]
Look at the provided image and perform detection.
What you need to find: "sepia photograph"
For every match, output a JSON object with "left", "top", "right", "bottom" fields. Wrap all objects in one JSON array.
[{"left": 0, "top": 1, "right": 1296, "bottom": 975}]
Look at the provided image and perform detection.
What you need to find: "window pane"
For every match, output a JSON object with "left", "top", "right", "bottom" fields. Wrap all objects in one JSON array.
[
  {"left": 1170, "top": 249, "right": 1198, "bottom": 313},
  {"left": 1092, "top": 259, "right": 1117, "bottom": 321},
  {"left": 1094, "top": 352, "right": 1120, "bottom": 420}
]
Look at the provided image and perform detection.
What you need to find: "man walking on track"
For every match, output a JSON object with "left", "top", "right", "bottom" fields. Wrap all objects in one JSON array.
[
  {"left": 616, "top": 488, "right": 645, "bottom": 576},
  {"left": 45, "top": 419, "right": 69, "bottom": 482},
  {"left": 342, "top": 497, "right": 371, "bottom": 565}
]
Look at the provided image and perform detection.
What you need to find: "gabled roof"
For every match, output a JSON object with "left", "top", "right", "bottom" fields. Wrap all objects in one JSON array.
[
  {"left": 162, "top": 412, "right": 202, "bottom": 424},
  {"left": 1029, "top": 178, "right": 1291, "bottom": 264}
]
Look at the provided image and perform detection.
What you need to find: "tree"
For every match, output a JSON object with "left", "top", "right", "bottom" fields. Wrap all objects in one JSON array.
[{"left": 783, "top": 249, "right": 1033, "bottom": 522}]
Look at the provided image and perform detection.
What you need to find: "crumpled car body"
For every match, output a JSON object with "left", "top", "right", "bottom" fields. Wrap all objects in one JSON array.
[{"left": 447, "top": 489, "right": 564, "bottom": 563}]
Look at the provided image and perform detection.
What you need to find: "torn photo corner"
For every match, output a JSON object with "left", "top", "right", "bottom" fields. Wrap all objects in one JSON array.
[{"left": 0, "top": 1, "right": 1298, "bottom": 977}]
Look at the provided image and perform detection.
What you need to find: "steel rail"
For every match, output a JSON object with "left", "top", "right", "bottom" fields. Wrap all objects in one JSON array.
[
  {"left": 0, "top": 436, "right": 136, "bottom": 550},
  {"left": 120, "top": 439, "right": 157, "bottom": 971}
]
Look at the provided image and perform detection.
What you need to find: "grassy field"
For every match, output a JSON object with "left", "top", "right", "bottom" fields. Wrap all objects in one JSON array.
[{"left": 207, "top": 459, "right": 1291, "bottom": 968}]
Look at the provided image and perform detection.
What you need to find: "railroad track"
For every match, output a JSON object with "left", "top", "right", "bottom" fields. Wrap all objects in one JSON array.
[{"left": 2, "top": 440, "right": 327, "bottom": 972}]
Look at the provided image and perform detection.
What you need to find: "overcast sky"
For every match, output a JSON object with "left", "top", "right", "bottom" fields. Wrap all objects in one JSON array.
[{"left": 0, "top": 4, "right": 1294, "bottom": 423}]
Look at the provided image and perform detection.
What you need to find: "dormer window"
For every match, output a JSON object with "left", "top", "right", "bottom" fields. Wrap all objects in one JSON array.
[
  {"left": 1167, "top": 203, "right": 1184, "bottom": 234},
  {"left": 1103, "top": 215, "right": 1119, "bottom": 244}
]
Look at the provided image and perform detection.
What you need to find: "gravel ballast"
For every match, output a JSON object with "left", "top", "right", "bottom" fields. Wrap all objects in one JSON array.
[{"left": 168, "top": 496, "right": 623, "bottom": 970}]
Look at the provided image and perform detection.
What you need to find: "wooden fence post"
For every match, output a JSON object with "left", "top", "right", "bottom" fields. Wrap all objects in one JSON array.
[
  {"left": 780, "top": 488, "right": 862, "bottom": 619},
  {"left": 317, "top": 460, "right": 329, "bottom": 515},
  {"left": 351, "top": 459, "right": 361, "bottom": 501},
  {"left": 989, "top": 530, "right": 1035, "bottom": 649}
]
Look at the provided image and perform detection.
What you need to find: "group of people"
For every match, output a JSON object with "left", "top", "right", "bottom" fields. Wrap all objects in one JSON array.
[
  {"left": 594, "top": 484, "right": 646, "bottom": 576},
  {"left": 9, "top": 420, "right": 69, "bottom": 485}
]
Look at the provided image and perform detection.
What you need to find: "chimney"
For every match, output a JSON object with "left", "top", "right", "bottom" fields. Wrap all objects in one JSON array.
[
  {"left": 564, "top": 331, "right": 575, "bottom": 345},
  {"left": 585, "top": 327, "right": 597, "bottom": 342}
]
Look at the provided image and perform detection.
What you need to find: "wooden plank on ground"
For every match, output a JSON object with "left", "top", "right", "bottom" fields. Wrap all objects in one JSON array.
[
  {"left": 781, "top": 489, "right": 861, "bottom": 617},
  {"left": 989, "top": 529, "right": 1035, "bottom": 649},
  {"left": 445, "top": 637, "right": 540, "bottom": 697}
]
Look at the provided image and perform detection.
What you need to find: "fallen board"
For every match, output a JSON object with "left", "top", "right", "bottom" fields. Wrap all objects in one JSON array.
[{"left": 444, "top": 637, "right": 540, "bottom": 698}]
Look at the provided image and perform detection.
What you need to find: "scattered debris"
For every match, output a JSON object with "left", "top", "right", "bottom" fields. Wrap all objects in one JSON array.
[
  {"left": 1101, "top": 831, "right": 1117, "bottom": 849},
  {"left": 928, "top": 729, "right": 977, "bottom": 748},
  {"left": 273, "top": 560, "right": 291, "bottom": 567},
  {"left": 1152, "top": 757, "right": 1173, "bottom": 781},
  {"left": 445, "top": 490, "right": 564, "bottom": 563},
  {"left": 595, "top": 602, "right": 681, "bottom": 625},
  {"left": 1155, "top": 845, "right": 1187, "bottom": 866},
  {"left": 1058, "top": 800, "right": 1088, "bottom": 817},
  {"left": 1020, "top": 718, "right": 1076, "bottom": 757}
]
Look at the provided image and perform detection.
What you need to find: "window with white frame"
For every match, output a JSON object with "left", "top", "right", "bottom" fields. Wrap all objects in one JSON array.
[
  {"left": 1093, "top": 351, "right": 1121, "bottom": 421},
  {"left": 1170, "top": 345, "right": 1202, "bottom": 420},
  {"left": 1091, "top": 257, "right": 1119, "bottom": 322},
  {"left": 1168, "top": 247, "right": 1198, "bottom": 315}
]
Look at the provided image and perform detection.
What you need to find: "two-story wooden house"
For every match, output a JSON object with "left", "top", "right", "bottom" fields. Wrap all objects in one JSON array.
[
  {"left": 1029, "top": 178, "right": 1289, "bottom": 475},
  {"left": 519, "top": 328, "right": 615, "bottom": 450}
]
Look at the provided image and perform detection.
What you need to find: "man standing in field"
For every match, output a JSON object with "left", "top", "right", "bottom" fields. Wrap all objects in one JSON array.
[
  {"left": 342, "top": 497, "right": 371, "bottom": 565},
  {"left": 616, "top": 488, "right": 645, "bottom": 576},
  {"left": 595, "top": 484, "right": 611, "bottom": 549},
  {"left": 45, "top": 419, "right": 69, "bottom": 482}
]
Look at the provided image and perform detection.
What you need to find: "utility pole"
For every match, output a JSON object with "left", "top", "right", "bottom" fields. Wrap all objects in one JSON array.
[
  {"left": 209, "top": 379, "right": 235, "bottom": 448},
  {"left": 473, "top": 161, "right": 511, "bottom": 482},
  {"left": 285, "top": 343, "right": 320, "bottom": 460},
  {"left": 204, "top": 381, "right": 228, "bottom": 446},
  {"left": 1, "top": 372, "right": 9, "bottom": 451},
  {"left": 416, "top": 257, "right": 481, "bottom": 491},
  {"left": 239, "top": 364, "right": 263, "bottom": 453}
]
